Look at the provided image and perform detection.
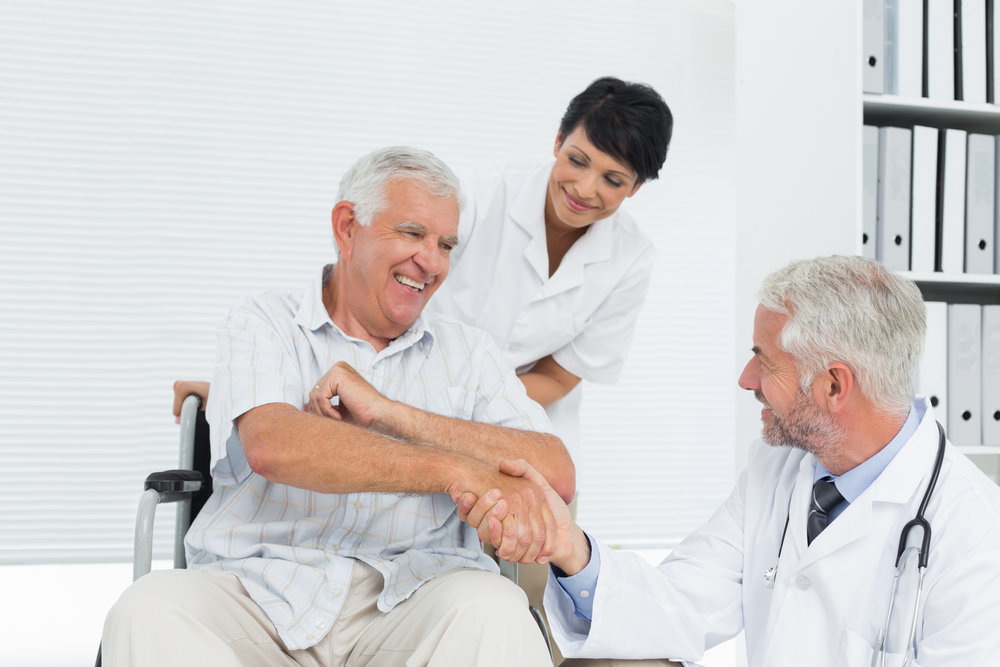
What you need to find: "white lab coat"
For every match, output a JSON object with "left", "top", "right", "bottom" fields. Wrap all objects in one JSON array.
[
  {"left": 545, "top": 398, "right": 1000, "bottom": 666},
  {"left": 427, "top": 161, "right": 656, "bottom": 463}
]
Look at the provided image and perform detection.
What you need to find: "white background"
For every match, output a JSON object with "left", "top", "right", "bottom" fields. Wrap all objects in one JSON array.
[{"left": 0, "top": 0, "right": 736, "bottom": 664}]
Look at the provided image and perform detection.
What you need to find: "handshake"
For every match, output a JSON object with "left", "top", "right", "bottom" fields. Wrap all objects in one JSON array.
[{"left": 453, "top": 459, "right": 593, "bottom": 577}]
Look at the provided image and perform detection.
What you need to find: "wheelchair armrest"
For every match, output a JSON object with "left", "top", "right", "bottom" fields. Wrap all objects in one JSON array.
[{"left": 144, "top": 470, "right": 203, "bottom": 502}]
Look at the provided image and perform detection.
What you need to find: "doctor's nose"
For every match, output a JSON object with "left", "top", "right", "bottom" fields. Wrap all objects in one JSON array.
[{"left": 738, "top": 357, "right": 760, "bottom": 392}]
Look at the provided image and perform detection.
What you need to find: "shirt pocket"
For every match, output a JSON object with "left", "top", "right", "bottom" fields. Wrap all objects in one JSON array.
[{"left": 424, "top": 386, "right": 471, "bottom": 420}]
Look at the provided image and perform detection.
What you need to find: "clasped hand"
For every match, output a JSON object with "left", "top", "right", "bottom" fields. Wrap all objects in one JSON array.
[
  {"left": 305, "top": 361, "right": 387, "bottom": 428},
  {"left": 456, "top": 459, "right": 574, "bottom": 567}
]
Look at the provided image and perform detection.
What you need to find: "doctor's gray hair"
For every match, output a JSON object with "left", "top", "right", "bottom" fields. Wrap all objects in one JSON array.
[
  {"left": 336, "top": 146, "right": 464, "bottom": 229},
  {"left": 757, "top": 255, "right": 925, "bottom": 418}
]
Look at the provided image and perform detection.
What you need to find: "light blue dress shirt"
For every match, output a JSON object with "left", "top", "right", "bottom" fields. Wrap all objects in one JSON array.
[
  {"left": 814, "top": 402, "right": 922, "bottom": 522},
  {"left": 557, "top": 401, "right": 925, "bottom": 622}
]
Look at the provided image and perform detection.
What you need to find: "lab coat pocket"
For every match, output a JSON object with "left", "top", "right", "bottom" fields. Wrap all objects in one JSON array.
[{"left": 839, "top": 627, "right": 906, "bottom": 667}]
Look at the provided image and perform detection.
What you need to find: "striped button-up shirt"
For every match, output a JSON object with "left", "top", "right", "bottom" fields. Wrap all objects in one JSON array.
[{"left": 187, "top": 265, "right": 555, "bottom": 650}]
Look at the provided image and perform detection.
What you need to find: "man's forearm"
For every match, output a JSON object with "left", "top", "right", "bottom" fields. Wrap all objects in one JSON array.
[
  {"left": 377, "top": 401, "right": 576, "bottom": 503},
  {"left": 239, "top": 403, "right": 493, "bottom": 498}
]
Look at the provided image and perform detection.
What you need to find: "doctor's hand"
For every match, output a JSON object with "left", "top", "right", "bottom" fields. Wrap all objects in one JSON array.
[
  {"left": 305, "top": 361, "right": 389, "bottom": 428},
  {"left": 459, "top": 459, "right": 583, "bottom": 569},
  {"left": 454, "top": 462, "right": 559, "bottom": 566}
]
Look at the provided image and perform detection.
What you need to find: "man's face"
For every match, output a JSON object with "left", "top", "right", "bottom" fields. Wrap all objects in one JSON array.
[
  {"left": 346, "top": 179, "right": 459, "bottom": 340},
  {"left": 738, "top": 304, "right": 844, "bottom": 456}
]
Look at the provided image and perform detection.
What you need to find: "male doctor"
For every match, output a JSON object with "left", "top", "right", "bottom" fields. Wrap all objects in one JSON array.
[{"left": 459, "top": 255, "right": 1000, "bottom": 666}]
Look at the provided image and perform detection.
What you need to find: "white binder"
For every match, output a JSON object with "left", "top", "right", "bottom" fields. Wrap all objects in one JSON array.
[
  {"left": 962, "top": 0, "right": 988, "bottom": 103},
  {"left": 891, "top": 0, "right": 924, "bottom": 96},
  {"left": 965, "top": 133, "right": 996, "bottom": 273},
  {"left": 948, "top": 303, "right": 983, "bottom": 445},
  {"left": 983, "top": 305, "right": 1000, "bottom": 445},
  {"left": 928, "top": 0, "right": 956, "bottom": 100},
  {"left": 877, "top": 127, "right": 913, "bottom": 270},
  {"left": 920, "top": 301, "right": 949, "bottom": 433},
  {"left": 864, "top": 125, "right": 880, "bottom": 260},
  {"left": 942, "top": 129, "right": 968, "bottom": 273},
  {"left": 911, "top": 127, "right": 939, "bottom": 272},
  {"left": 865, "top": 0, "right": 886, "bottom": 93}
]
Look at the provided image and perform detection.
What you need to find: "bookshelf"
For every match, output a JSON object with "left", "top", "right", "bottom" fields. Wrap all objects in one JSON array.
[{"left": 865, "top": 93, "right": 1000, "bottom": 461}]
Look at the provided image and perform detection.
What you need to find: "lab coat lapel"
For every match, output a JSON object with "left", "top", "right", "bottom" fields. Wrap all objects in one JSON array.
[
  {"left": 791, "top": 408, "right": 939, "bottom": 571},
  {"left": 509, "top": 164, "right": 551, "bottom": 284},
  {"left": 530, "top": 213, "right": 615, "bottom": 303}
]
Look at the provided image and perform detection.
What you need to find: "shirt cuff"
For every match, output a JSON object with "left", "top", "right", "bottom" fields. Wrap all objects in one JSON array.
[{"left": 553, "top": 532, "right": 601, "bottom": 621}]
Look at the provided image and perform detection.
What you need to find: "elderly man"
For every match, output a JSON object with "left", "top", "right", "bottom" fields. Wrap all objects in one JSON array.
[
  {"left": 464, "top": 255, "right": 1000, "bottom": 666},
  {"left": 102, "top": 147, "right": 573, "bottom": 667}
]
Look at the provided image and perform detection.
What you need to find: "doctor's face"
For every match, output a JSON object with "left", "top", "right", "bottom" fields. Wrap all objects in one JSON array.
[
  {"left": 545, "top": 127, "right": 642, "bottom": 233},
  {"left": 738, "top": 305, "right": 843, "bottom": 456}
]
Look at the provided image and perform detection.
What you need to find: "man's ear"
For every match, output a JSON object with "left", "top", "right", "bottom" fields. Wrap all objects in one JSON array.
[
  {"left": 331, "top": 201, "right": 357, "bottom": 262},
  {"left": 820, "top": 362, "right": 855, "bottom": 413}
]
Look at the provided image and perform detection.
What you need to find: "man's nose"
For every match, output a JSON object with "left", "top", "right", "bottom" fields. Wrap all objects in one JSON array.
[
  {"left": 738, "top": 357, "right": 759, "bottom": 391},
  {"left": 413, "top": 239, "right": 444, "bottom": 276}
]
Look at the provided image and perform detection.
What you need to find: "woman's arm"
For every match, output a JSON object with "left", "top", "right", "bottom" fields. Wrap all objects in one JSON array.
[{"left": 518, "top": 355, "right": 581, "bottom": 408}]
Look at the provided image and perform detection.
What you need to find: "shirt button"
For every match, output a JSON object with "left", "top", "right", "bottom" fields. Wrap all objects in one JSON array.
[
  {"left": 353, "top": 501, "right": 363, "bottom": 509},
  {"left": 316, "top": 620, "right": 326, "bottom": 629},
  {"left": 796, "top": 575, "right": 811, "bottom": 591},
  {"left": 579, "top": 590, "right": 590, "bottom": 598},
  {"left": 306, "top": 634, "right": 315, "bottom": 641},
  {"left": 507, "top": 344, "right": 519, "bottom": 353},
  {"left": 333, "top": 588, "right": 342, "bottom": 597}
]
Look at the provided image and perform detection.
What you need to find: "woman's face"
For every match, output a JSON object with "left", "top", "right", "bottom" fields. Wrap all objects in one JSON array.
[{"left": 546, "top": 126, "right": 642, "bottom": 232}]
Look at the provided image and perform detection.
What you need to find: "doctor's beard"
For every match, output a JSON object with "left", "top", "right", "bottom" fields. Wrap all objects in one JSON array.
[{"left": 755, "top": 389, "right": 846, "bottom": 461}]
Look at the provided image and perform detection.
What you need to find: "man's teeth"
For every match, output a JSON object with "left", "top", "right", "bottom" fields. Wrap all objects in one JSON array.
[{"left": 394, "top": 274, "right": 425, "bottom": 291}]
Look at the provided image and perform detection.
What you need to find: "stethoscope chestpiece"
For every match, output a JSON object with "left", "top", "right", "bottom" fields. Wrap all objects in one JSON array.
[{"left": 763, "top": 566, "right": 776, "bottom": 589}]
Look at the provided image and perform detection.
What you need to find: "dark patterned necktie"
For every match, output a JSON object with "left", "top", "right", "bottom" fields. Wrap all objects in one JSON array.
[{"left": 807, "top": 476, "right": 845, "bottom": 546}]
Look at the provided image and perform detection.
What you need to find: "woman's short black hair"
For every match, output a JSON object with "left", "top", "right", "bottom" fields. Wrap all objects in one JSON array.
[{"left": 559, "top": 77, "right": 673, "bottom": 183}]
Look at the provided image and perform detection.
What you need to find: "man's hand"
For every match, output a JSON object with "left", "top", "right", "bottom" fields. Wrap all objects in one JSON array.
[
  {"left": 306, "top": 361, "right": 391, "bottom": 427},
  {"left": 450, "top": 465, "right": 559, "bottom": 566},
  {"left": 459, "top": 459, "right": 589, "bottom": 573},
  {"left": 173, "top": 380, "right": 210, "bottom": 424}
]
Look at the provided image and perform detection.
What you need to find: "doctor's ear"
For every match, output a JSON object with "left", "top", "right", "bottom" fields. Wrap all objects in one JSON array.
[
  {"left": 553, "top": 130, "right": 565, "bottom": 156},
  {"left": 331, "top": 201, "right": 357, "bottom": 262},
  {"left": 821, "top": 363, "right": 855, "bottom": 413}
]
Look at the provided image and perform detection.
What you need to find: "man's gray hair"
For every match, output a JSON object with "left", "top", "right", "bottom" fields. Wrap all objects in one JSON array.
[
  {"left": 757, "top": 255, "right": 926, "bottom": 417},
  {"left": 337, "top": 146, "right": 464, "bottom": 228}
]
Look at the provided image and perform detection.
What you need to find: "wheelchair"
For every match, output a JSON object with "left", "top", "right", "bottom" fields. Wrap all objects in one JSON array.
[{"left": 96, "top": 394, "right": 553, "bottom": 665}]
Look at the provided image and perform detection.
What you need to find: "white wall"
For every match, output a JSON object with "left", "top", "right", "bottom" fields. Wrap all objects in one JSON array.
[
  {"left": 734, "top": 1, "right": 862, "bottom": 472},
  {"left": 0, "top": 0, "right": 736, "bottom": 562}
]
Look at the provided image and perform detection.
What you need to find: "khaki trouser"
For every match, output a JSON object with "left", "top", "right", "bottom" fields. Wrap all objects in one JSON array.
[
  {"left": 102, "top": 560, "right": 551, "bottom": 667},
  {"left": 485, "top": 495, "right": 578, "bottom": 665},
  {"left": 561, "top": 661, "right": 681, "bottom": 666}
]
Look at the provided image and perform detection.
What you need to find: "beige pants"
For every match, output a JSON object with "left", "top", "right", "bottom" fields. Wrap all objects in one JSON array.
[
  {"left": 485, "top": 495, "right": 577, "bottom": 665},
  {"left": 561, "top": 661, "right": 681, "bottom": 666},
  {"left": 102, "top": 561, "right": 551, "bottom": 667}
]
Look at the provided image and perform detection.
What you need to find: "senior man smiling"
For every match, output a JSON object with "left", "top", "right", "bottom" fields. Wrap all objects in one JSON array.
[{"left": 101, "top": 147, "right": 573, "bottom": 667}]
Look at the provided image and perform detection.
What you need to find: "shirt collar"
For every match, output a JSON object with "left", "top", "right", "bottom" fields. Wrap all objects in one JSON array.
[
  {"left": 815, "top": 400, "right": 924, "bottom": 502},
  {"left": 293, "top": 264, "right": 435, "bottom": 354},
  {"left": 509, "top": 162, "right": 616, "bottom": 274}
]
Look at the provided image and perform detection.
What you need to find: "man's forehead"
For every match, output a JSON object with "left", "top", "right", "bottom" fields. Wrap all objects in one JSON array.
[{"left": 753, "top": 305, "right": 787, "bottom": 353}]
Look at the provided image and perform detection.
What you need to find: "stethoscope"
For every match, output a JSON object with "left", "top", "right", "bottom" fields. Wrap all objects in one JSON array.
[{"left": 762, "top": 422, "right": 947, "bottom": 667}]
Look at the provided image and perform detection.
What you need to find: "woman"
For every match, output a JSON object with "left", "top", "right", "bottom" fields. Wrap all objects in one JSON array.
[{"left": 426, "top": 77, "right": 672, "bottom": 471}]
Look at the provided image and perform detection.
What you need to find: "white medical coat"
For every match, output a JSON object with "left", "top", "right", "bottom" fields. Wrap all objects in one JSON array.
[
  {"left": 427, "top": 161, "right": 656, "bottom": 462},
  {"left": 544, "top": 398, "right": 1000, "bottom": 666}
]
